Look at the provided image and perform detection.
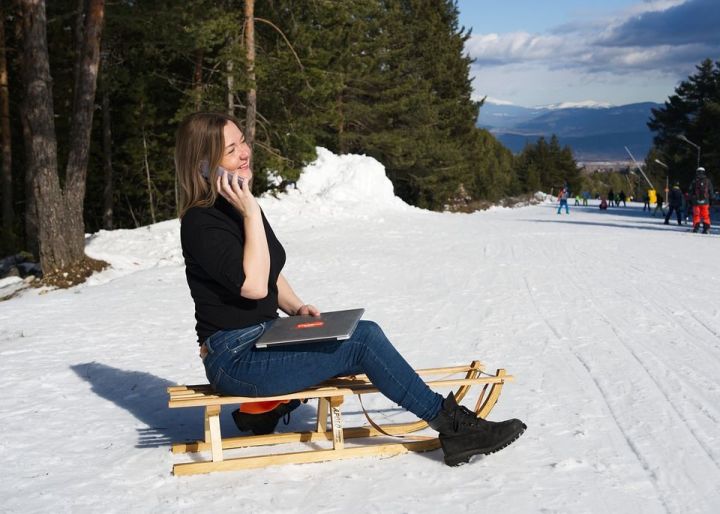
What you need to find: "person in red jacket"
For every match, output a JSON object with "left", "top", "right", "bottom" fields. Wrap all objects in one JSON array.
[{"left": 689, "top": 167, "right": 713, "bottom": 233}]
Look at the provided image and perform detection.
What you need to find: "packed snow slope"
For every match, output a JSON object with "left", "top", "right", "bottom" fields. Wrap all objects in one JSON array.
[{"left": 2, "top": 147, "right": 720, "bottom": 513}]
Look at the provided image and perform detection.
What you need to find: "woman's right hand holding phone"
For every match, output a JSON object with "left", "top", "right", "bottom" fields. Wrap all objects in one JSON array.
[
  {"left": 218, "top": 171, "right": 271, "bottom": 299},
  {"left": 217, "top": 172, "right": 260, "bottom": 220}
]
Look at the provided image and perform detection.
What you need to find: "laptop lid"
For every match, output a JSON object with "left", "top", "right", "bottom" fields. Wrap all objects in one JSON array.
[{"left": 255, "top": 308, "right": 365, "bottom": 348}]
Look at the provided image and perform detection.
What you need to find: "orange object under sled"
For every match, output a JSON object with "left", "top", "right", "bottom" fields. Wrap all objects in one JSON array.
[{"left": 238, "top": 400, "right": 290, "bottom": 414}]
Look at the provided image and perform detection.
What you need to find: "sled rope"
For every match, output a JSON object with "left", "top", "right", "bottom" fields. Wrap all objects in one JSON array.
[{"left": 356, "top": 394, "right": 428, "bottom": 441}]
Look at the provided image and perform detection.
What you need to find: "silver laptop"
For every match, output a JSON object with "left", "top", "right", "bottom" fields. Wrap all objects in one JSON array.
[{"left": 255, "top": 308, "right": 365, "bottom": 348}]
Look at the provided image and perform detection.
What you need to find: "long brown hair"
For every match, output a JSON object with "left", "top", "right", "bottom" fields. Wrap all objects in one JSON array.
[{"left": 175, "top": 112, "right": 243, "bottom": 218}]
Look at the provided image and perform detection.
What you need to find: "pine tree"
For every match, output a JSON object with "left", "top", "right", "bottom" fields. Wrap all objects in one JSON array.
[
  {"left": 648, "top": 58, "right": 720, "bottom": 187},
  {"left": 514, "top": 135, "right": 579, "bottom": 194},
  {"left": 389, "top": 0, "right": 481, "bottom": 208}
]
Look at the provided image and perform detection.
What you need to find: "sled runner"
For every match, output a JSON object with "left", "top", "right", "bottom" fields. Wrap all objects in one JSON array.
[{"left": 167, "top": 361, "right": 513, "bottom": 475}]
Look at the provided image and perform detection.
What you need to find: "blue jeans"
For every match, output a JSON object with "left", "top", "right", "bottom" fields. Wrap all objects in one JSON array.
[
  {"left": 202, "top": 320, "right": 444, "bottom": 421},
  {"left": 557, "top": 199, "right": 569, "bottom": 213}
]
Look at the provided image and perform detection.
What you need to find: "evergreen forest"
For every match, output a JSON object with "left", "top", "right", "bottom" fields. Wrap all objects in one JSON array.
[{"left": 2, "top": 0, "right": 522, "bottom": 262}]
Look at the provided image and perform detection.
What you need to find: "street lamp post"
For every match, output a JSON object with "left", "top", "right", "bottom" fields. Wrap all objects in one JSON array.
[
  {"left": 625, "top": 146, "right": 657, "bottom": 208},
  {"left": 655, "top": 159, "right": 669, "bottom": 204},
  {"left": 676, "top": 134, "right": 701, "bottom": 169},
  {"left": 625, "top": 146, "right": 655, "bottom": 190}
]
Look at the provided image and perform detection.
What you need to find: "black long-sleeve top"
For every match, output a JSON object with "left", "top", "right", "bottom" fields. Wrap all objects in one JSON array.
[{"left": 180, "top": 197, "right": 286, "bottom": 344}]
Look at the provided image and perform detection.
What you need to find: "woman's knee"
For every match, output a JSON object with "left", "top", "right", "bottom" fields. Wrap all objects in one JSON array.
[
  {"left": 353, "top": 320, "right": 396, "bottom": 357},
  {"left": 356, "top": 320, "right": 385, "bottom": 341}
]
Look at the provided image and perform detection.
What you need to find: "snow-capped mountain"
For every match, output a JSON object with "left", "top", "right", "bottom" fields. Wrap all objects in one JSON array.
[
  {"left": 477, "top": 100, "right": 662, "bottom": 161},
  {"left": 541, "top": 100, "right": 614, "bottom": 110}
]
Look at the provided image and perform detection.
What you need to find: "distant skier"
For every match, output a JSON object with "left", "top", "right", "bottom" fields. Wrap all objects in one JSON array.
[
  {"left": 607, "top": 188, "right": 614, "bottom": 208},
  {"left": 618, "top": 191, "right": 627, "bottom": 207},
  {"left": 648, "top": 189, "right": 658, "bottom": 214},
  {"left": 653, "top": 194, "right": 665, "bottom": 217},
  {"left": 664, "top": 182, "right": 683, "bottom": 226},
  {"left": 689, "top": 167, "right": 713, "bottom": 233},
  {"left": 557, "top": 186, "right": 570, "bottom": 214}
]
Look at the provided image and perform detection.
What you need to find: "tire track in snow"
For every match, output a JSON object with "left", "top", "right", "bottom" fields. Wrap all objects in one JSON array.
[
  {"left": 558, "top": 244, "right": 720, "bottom": 512},
  {"left": 572, "top": 246, "right": 720, "bottom": 429},
  {"left": 520, "top": 260, "right": 671, "bottom": 513},
  {"left": 571, "top": 350, "right": 672, "bottom": 514},
  {"left": 567, "top": 245, "right": 720, "bottom": 458},
  {"left": 522, "top": 276, "right": 561, "bottom": 342}
]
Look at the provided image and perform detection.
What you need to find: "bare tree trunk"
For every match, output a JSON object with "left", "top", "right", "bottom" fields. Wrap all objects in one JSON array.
[
  {"left": 227, "top": 58, "right": 234, "bottom": 116},
  {"left": 21, "top": 111, "right": 38, "bottom": 256},
  {"left": 14, "top": 9, "right": 37, "bottom": 255},
  {"left": 64, "top": 0, "right": 105, "bottom": 258},
  {"left": 142, "top": 127, "right": 156, "bottom": 224},
  {"left": 337, "top": 88, "right": 346, "bottom": 154},
  {"left": 0, "top": 7, "right": 13, "bottom": 232},
  {"left": 193, "top": 48, "right": 203, "bottom": 110},
  {"left": 71, "top": 0, "right": 87, "bottom": 127},
  {"left": 125, "top": 194, "right": 138, "bottom": 228},
  {"left": 101, "top": 68, "right": 112, "bottom": 230},
  {"left": 19, "top": 0, "right": 104, "bottom": 273},
  {"left": 244, "top": 0, "right": 256, "bottom": 157},
  {"left": 19, "top": 0, "right": 67, "bottom": 269}
]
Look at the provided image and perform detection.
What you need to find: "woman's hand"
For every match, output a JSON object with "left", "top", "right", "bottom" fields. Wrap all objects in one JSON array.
[
  {"left": 295, "top": 304, "right": 321, "bottom": 317},
  {"left": 216, "top": 173, "right": 260, "bottom": 219}
]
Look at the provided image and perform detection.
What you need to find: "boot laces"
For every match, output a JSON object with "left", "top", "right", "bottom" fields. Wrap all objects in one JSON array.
[{"left": 452, "top": 404, "right": 480, "bottom": 431}]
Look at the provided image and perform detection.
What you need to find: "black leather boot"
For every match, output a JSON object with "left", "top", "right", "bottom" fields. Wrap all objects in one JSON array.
[
  {"left": 429, "top": 392, "right": 526, "bottom": 466},
  {"left": 232, "top": 399, "right": 302, "bottom": 435}
]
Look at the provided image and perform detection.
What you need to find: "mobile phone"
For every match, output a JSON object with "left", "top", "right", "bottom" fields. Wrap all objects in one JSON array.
[{"left": 199, "top": 160, "right": 244, "bottom": 187}]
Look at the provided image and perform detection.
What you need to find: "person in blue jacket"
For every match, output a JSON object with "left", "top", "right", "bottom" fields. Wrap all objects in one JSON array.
[{"left": 557, "top": 186, "right": 570, "bottom": 214}]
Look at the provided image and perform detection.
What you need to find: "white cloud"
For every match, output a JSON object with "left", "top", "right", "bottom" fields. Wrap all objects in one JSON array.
[
  {"left": 625, "top": 0, "right": 687, "bottom": 16},
  {"left": 466, "top": 32, "right": 569, "bottom": 65},
  {"left": 483, "top": 96, "right": 515, "bottom": 106},
  {"left": 464, "top": 0, "right": 717, "bottom": 105}
]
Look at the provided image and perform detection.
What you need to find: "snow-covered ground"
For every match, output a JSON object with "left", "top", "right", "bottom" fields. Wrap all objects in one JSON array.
[{"left": 2, "top": 148, "right": 720, "bottom": 513}]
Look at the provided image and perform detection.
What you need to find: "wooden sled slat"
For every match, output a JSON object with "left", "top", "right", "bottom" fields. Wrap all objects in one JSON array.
[
  {"left": 168, "top": 377, "right": 513, "bottom": 408},
  {"left": 173, "top": 420, "right": 449, "bottom": 454},
  {"left": 167, "top": 362, "right": 514, "bottom": 475},
  {"left": 173, "top": 439, "right": 442, "bottom": 476}
]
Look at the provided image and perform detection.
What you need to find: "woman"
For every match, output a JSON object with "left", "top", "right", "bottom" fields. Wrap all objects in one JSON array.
[{"left": 176, "top": 112, "right": 526, "bottom": 466}]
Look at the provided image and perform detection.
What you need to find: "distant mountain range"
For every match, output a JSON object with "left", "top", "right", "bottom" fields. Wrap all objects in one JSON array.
[{"left": 477, "top": 101, "right": 662, "bottom": 161}]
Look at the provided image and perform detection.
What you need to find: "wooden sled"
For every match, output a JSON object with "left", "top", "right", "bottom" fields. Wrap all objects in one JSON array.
[{"left": 167, "top": 360, "right": 513, "bottom": 476}]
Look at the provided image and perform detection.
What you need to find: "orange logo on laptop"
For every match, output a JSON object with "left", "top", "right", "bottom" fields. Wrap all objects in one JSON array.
[{"left": 296, "top": 321, "right": 325, "bottom": 329}]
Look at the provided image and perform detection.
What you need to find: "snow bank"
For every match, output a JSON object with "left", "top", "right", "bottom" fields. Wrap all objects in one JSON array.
[
  {"left": 260, "top": 147, "right": 413, "bottom": 221},
  {"left": 83, "top": 219, "right": 182, "bottom": 286}
]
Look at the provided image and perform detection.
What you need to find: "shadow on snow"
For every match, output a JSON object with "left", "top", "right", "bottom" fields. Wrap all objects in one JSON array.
[
  {"left": 525, "top": 203, "right": 713, "bottom": 235},
  {"left": 69, "top": 362, "right": 408, "bottom": 451}
]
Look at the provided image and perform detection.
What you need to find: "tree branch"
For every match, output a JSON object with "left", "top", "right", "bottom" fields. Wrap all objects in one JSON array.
[{"left": 255, "top": 16, "right": 312, "bottom": 90}]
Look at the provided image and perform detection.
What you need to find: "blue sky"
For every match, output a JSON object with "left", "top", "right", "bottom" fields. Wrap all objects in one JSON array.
[{"left": 456, "top": 0, "right": 720, "bottom": 107}]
